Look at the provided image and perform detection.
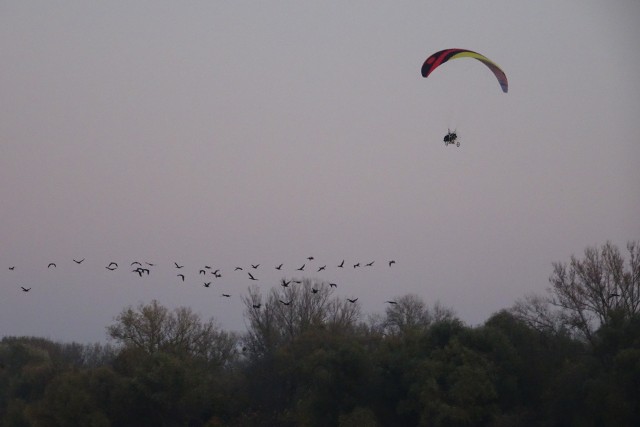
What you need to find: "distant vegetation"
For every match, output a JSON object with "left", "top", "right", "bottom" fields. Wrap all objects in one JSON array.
[{"left": 1, "top": 242, "right": 638, "bottom": 426}]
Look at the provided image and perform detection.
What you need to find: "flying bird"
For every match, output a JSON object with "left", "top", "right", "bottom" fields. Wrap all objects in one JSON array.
[
  {"left": 203, "top": 282, "right": 211, "bottom": 288},
  {"left": 365, "top": 261, "right": 374, "bottom": 267},
  {"left": 307, "top": 256, "right": 314, "bottom": 261},
  {"left": 388, "top": 260, "right": 396, "bottom": 267},
  {"left": 130, "top": 261, "right": 141, "bottom": 266},
  {"left": 353, "top": 263, "right": 360, "bottom": 268},
  {"left": 234, "top": 266, "right": 243, "bottom": 271},
  {"left": 275, "top": 264, "right": 283, "bottom": 270},
  {"left": 8, "top": 266, "right": 15, "bottom": 270},
  {"left": 199, "top": 270, "right": 206, "bottom": 275},
  {"left": 329, "top": 283, "right": 337, "bottom": 288},
  {"left": 281, "top": 279, "right": 291, "bottom": 288},
  {"left": 20, "top": 287, "right": 31, "bottom": 292},
  {"left": 132, "top": 268, "right": 149, "bottom": 277},
  {"left": 48, "top": 263, "right": 56, "bottom": 268},
  {"left": 251, "top": 264, "right": 260, "bottom": 269},
  {"left": 134, "top": 268, "right": 150, "bottom": 276},
  {"left": 74, "top": 258, "right": 85, "bottom": 264},
  {"left": 338, "top": 260, "right": 345, "bottom": 268},
  {"left": 252, "top": 303, "right": 262, "bottom": 309},
  {"left": 174, "top": 262, "right": 184, "bottom": 269},
  {"left": 279, "top": 299, "right": 292, "bottom": 306},
  {"left": 221, "top": 294, "right": 231, "bottom": 298},
  {"left": 248, "top": 272, "right": 258, "bottom": 281},
  {"left": 317, "top": 265, "right": 326, "bottom": 272},
  {"left": 347, "top": 298, "right": 358, "bottom": 303},
  {"left": 105, "top": 265, "right": 117, "bottom": 271},
  {"left": 177, "top": 274, "right": 185, "bottom": 281},
  {"left": 311, "top": 288, "right": 319, "bottom": 294},
  {"left": 296, "top": 264, "right": 305, "bottom": 271},
  {"left": 386, "top": 300, "right": 397, "bottom": 305}
]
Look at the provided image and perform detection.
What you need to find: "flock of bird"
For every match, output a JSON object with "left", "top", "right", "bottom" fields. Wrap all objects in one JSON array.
[{"left": 7, "top": 257, "right": 400, "bottom": 305}]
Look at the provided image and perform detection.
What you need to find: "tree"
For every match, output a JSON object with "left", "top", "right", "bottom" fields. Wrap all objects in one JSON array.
[
  {"left": 238, "top": 280, "right": 363, "bottom": 425},
  {"left": 512, "top": 241, "right": 640, "bottom": 347},
  {"left": 241, "top": 280, "right": 360, "bottom": 358},
  {"left": 512, "top": 242, "right": 640, "bottom": 425},
  {"left": 27, "top": 368, "right": 116, "bottom": 427},
  {"left": 379, "top": 294, "right": 455, "bottom": 336},
  {"left": 107, "top": 300, "right": 237, "bottom": 367}
]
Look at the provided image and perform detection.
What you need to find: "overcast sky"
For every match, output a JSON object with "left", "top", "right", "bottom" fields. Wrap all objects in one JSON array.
[{"left": 2, "top": 1, "right": 639, "bottom": 343}]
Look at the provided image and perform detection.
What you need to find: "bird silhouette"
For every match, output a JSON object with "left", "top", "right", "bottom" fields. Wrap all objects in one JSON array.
[
  {"left": 385, "top": 300, "right": 397, "bottom": 305},
  {"left": 248, "top": 272, "right": 258, "bottom": 281},
  {"left": 234, "top": 266, "right": 243, "bottom": 271},
  {"left": 279, "top": 299, "right": 292, "bottom": 306},
  {"left": 199, "top": 270, "right": 206, "bottom": 275},
  {"left": 105, "top": 265, "right": 117, "bottom": 271},
  {"left": 338, "top": 260, "right": 344, "bottom": 268},
  {"left": 203, "top": 282, "right": 211, "bottom": 288},
  {"left": 296, "top": 264, "right": 305, "bottom": 271},
  {"left": 8, "top": 266, "right": 15, "bottom": 270},
  {"left": 204, "top": 265, "right": 212, "bottom": 269},
  {"left": 281, "top": 279, "right": 291, "bottom": 288},
  {"left": 353, "top": 263, "right": 360, "bottom": 268},
  {"left": 221, "top": 294, "right": 231, "bottom": 298},
  {"left": 20, "top": 287, "right": 31, "bottom": 292},
  {"left": 275, "top": 264, "right": 283, "bottom": 270},
  {"left": 329, "top": 283, "right": 337, "bottom": 288},
  {"left": 311, "top": 288, "right": 319, "bottom": 294},
  {"left": 608, "top": 293, "right": 620, "bottom": 300},
  {"left": 145, "top": 262, "right": 155, "bottom": 266},
  {"left": 251, "top": 264, "right": 260, "bottom": 269},
  {"left": 132, "top": 268, "right": 146, "bottom": 276},
  {"left": 131, "top": 261, "right": 141, "bottom": 266},
  {"left": 318, "top": 265, "right": 326, "bottom": 272},
  {"left": 252, "top": 303, "right": 262, "bottom": 309},
  {"left": 388, "top": 260, "right": 396, "bottom": 267},
  {"left": 365, "top": 261, "right": 374, "bottom": 267},
  {"left": 212, "top": 269, "right": 221, "bottom": 276},
  {"left": 74, "top": 258, "right": 85, "bottom": 264},
  {"left": 293, "top": 280, "right": 302, "bottom": 284},
  {"left": 347, "top": 298, "right": 358, "bottom": 303},
  {"left": 174, "top": 262, "right": 184, "bottom": 269},
  {"left": 177, "top": 274, "right": 185, "bottom": 281},
  {"left": 48, "top": 263, "right": 56, "bottom": 268},
  {"left": 307, "top": 256, "right": 314, "bottom": 261},
  {"left": 133, "top": 268, "right": 149, "bottom": 276}
]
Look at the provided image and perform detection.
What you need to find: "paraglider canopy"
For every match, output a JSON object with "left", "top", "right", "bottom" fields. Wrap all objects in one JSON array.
[{"left": 421, "top": 48, "right": 508, "bottom": 93}]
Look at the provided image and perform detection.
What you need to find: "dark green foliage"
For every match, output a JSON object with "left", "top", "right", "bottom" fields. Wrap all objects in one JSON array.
[{"left": 1, "top": 305, "right": 638, "bottom": 427}]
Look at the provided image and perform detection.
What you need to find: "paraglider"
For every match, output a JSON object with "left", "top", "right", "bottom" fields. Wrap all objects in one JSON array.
[
  {"left": 421, "top": 48, "right": 508, "bottom": 93},
  {"left": 421, "top": 49, "right": 507, "bottom": 147},
  {"left": 443, "top": 129, "right": 459, "bottom": 147}
]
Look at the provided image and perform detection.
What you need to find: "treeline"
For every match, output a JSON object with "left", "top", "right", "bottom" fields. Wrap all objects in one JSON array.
[{"left": 1, "top": 242, "right": 639, "bottom": 426}]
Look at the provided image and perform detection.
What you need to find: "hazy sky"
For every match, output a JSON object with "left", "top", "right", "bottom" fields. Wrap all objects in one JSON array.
[{"left": 2, "top": 1, "right": 639, "bottom": 343}]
